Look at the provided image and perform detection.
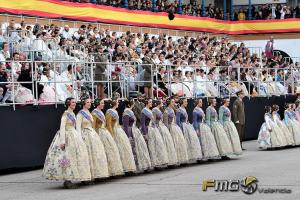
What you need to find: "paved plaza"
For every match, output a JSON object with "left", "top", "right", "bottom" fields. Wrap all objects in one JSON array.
[{"left": 0, "top": 141, "right": 299, "bottom": 200}]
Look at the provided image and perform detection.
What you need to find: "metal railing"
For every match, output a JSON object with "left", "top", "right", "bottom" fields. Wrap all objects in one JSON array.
[{"left": 1, "top": 60, "right": 299, "bottom": 110}]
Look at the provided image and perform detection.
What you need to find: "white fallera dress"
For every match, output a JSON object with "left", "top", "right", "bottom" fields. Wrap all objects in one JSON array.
[
  {"left": 92, "top": 109, "right": 124, "bottom": 176},
  {"left": 43, "top": 111, "right": 91, "bottom": 181},
  {"left": 77, "top": 110, "right": 109, "bottom": 179},
  {"left": 106, "top": 109, "right": 137, "bottom": 173}
]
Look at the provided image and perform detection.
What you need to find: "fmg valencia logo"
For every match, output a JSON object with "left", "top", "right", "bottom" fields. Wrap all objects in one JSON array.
[{"left": 202, "top": 176, "right": 292, "bottom": 195}]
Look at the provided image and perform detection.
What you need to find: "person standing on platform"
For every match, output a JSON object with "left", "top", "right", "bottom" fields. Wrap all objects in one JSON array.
[
  {"left": 94, "top": 45, "right": 107, "bottom": 99},
  {"left": 233, "top": 91, "right": 246, "bottom": 150}
]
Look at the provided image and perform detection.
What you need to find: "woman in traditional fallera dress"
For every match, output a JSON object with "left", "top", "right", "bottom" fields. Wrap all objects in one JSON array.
[
  {"left": 284, "top": 104, "right": 300, "bottom": 145},
  {"left": 219, "top": 98, "right": 243, "bottom": 155},
  {"left": 163, "top": 98, "right": 189, "bottom": 164},
  {"left": 257, "top": 106, "right": 283, "bottom": 149},
  {"left": 295, "top": 102, "right": 300, "bottom": 122},
  {"left": 122, "top": 99, "right": 152, "bottom": 172},
  {"left": 77, "top": 98, "right": 109, "bottom": 180},
  {"left": 176, "top": 98, "right": 202, "bottom": 162},
  {"left": 91, "top": 99, "right": 124, "bottom": 177},
  {"left": 206, "top": 98, "right": 233, "bottom": 158},
  {"left": 43, "top": 98, "right": 91, "bottom": 188},
  {"left": 105, "top": 99, "right": 137, "bottom": 173},
  {"left": 141, "top": 99, "right": 169, "bottom": 168},
  {"left": 272, "top": 105, "right": 294, "bottom": 146},
  {"left": 193, "top": 99, "right": 220, "bottom": 160},
  {"left": 152, "top": 99, "right": 178, "bottom": 166}
]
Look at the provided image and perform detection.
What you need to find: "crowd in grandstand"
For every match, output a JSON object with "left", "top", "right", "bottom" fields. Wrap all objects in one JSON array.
[
  {"left": 0, "top": 19, "right": 299, "bottom": 104},
  {"left": 62, "top": 0, "right": 300, "bottom": 20}
]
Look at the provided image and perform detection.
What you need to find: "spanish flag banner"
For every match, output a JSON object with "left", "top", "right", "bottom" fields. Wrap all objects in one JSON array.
[{"left": 1, "top": 0, "right": 300, "bottom": 35}]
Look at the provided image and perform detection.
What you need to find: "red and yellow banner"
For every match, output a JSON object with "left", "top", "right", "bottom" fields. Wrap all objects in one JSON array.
[{"left": 1, "top": 0, "right": 300, "bottom": 35}]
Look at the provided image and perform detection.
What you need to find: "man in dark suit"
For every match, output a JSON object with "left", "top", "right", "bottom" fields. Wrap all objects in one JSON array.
[
  {"left": 132, "top": 93, "right": 145, "bottom": 128},
  {"left": 94, "top": 45, "right": 107, "bottom": 99},
  {"left": 233, "top": 90, "right": 246, "bottom": 150}
]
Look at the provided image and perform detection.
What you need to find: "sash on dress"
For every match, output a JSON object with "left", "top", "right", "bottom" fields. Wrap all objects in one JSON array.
[
  {"left": 142, "top": 108, "right": 153, "bottom": 119},
  {"left": 123, "top": 109, "right": 136, "bottom": 120},
  {"left": 107, "top": 109, "right": 119, "bottom": 120},
  {"left": 66, "top": 112, "right": 76, "bottom": 125},
  {"left": 93, "top": 109, "right": 105, "bottom": 122},
  {"left": 79, "top": 110, "right": 92, "bottom": 121}
]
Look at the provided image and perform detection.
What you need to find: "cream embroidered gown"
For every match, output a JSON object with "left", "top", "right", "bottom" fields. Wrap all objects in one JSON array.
[
  {"left": 92, "top": 109, "right": 124, "bottom": 176},
  {"left": 106, "top": 109, "right": 137, "bottom": 173},
  {"left": 77, "top": 110, "right": 109, "bottom": 179},
  {"left": 43, "top": 111, "right": 91, "bottom": 181}
]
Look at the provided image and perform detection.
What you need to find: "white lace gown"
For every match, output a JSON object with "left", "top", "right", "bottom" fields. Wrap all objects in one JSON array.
[
  {"left": 258, "top": 113, "right": 285, "bottom": 149},
  {"left": 77, "top": 110, "right": 109, "bottom": 179},
  {"left": 43, "top": 111, "right": 91, "bottom": 181},
  {"left": 284, "top": 111, "right": 300, "bottom": 145},
  {"left": 273, "top": 113, "right": 294, "bottom": 146},
  {"left": 92, "top": 109, "right": 124, "bottom": 176}
]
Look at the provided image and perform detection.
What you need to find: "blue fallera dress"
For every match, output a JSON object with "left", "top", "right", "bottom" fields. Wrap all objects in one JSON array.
[
  {"left": 122, "top": 108, "right": 152, "bottom": 172},
  {"left": 176, "top": 107, "right": 203, "bottom": 162},
  {"left": 141, "top": 107, "right": 169, "bottom": 167},
  {"left": 219, "top": 106, "right": 242, "bottom": 155},
  {"left": 193, "top": 107, "right": 220, "bottom": 159},
  {"left": 163, "top": 107, "right": 189, "bottom": 164},
  {"left": 153, "top": 107, "right": 178, "bottom": 166},
  {"left": 206, "top": 106, "right": 233, "bottom": 156}
]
